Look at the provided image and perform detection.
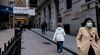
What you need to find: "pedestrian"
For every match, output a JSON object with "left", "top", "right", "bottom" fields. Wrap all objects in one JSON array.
[
  {"left": 41, "top": 23, "right": 45, "bottom": 34},
  {"left": 22, "top": 23, "right": 25, "bottom": 31},
  {"left": 76, "top": 17, "right": 100, "bottom": 55},
  {"left": 41, "top": 23, "right": 43, "bottom": 34},
  {"left": 53, "top": 23, "right": 66, "bottom": 54},
  {"left": 44, "top": 21, "right": 47, "bottom": 31}
]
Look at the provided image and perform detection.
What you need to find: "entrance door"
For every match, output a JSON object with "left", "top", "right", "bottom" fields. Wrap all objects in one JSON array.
[{"left": 63, "top": 24, "right": 70, "bottom": 34}]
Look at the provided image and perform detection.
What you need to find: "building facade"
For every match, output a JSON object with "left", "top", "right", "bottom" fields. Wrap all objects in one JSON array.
[
  {"left": 36, "top": 0, "right": 58, "bottom": 31},
  {"left": 13, "top": 0, "right": 36, "bottom": 27},
  {"left": 0, "top": 0, "right": 9, "bottom": 6},
  {"left": 36, "top": 0, "right": 100, "bottom": 35},
  {"left": 59, "top": 0, "right": 100, "bottom": 35},
  {"left": 0, "top": 0, "right": 13, "bottom": 29},
  {"left": 13, "top": 0, "right": 28, "bottom": 25}
]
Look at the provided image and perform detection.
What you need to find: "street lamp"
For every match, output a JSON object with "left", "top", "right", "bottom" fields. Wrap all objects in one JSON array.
[{"left": 95, "top": 1, "right": 100, "bottom": 37}]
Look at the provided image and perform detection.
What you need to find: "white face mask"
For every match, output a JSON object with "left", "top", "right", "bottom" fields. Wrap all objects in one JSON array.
[{"left": 86, "top": 23, "right": 93, "bottom": 28}]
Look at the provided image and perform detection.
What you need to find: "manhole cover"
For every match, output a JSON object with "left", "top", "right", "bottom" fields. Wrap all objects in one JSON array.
[{"left": 42, "top": 42, "right": 52, "bottom": 45}]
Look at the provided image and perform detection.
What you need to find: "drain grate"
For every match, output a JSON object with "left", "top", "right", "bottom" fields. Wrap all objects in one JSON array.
[{"left": 42, "top": 42, "right": 52, "bottom": 45}]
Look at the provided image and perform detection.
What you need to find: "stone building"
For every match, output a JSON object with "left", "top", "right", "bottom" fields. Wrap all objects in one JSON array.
[
  {"left": 13, "top": 0, "right": 29, "bottom": 25},
  {"left": 59, "top": 0, "right": 100, "bottom": 35},
  {"left": 36, "top": 0, "right": 59, "bottom": 31},
  {"left": 0, "top": 0, "right": 9, "bottom": 6},
  {"left": 36, "top": 0, "right": 100, "bottom": 35}
]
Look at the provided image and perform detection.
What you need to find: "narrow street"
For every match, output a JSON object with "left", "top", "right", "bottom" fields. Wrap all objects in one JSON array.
[
  {"left": 21, "top": 30, "right": 73, "bottom": 55},
  {"left": 0, "top": 0, "right": 100, "bottom": 55}
]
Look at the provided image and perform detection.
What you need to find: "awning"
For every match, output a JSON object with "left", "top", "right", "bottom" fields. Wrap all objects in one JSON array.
[{"left": 0, "top": 5, "right": 13, "bottom": 15}]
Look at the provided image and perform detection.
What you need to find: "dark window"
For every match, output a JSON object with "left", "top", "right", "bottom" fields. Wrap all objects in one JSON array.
[
  {"left": 9, "top": 1, "right": 14, "bottom": 4},
  {"left": 63, "top": 24, "right": 70, "bottom": 34},
  {"left": 85, "top": 0, "right": 91, "bottom": 2},
  {"left": 66, "top": 0, "right": 72, "bottom": 9},
  {"left": 29, "top": 0, "right": 37, "bottom": 8}
]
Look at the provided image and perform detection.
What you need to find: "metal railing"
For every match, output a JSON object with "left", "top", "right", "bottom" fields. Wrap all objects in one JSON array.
[{"left": 0, "top": 29, "right": 21, "bottom": 55}]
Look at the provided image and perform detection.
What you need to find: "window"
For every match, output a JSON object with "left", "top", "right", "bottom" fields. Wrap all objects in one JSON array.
[
  {"left": 85, "top": 0, "right": 91, "bottom": 2},
  {"left": 99, "top": 0, "right": 100, "bottom": 4},
  {"left": 9, "top": 1, "right": 13, "bottom": 4},
  {"left": 29, "top": 0, "right": 37, "bottom": 8},
  {"left": 66, "top": 0, "right": 72, "bottom": 9}
]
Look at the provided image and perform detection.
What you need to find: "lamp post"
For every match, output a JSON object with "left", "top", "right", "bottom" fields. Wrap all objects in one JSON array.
[{"left": 95, "top": 1, "right": 100, "bottom": 37}]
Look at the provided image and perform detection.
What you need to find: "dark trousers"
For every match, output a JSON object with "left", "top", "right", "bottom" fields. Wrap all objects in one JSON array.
[
  {"left": 88, "top": 45, "right": 95, "bottom": 55},
  {"left": 42, "top": 28, "right": 45, "bottom": 34},
  {"left": 57, "top": 41, "right": 63, "bottom": 53}
]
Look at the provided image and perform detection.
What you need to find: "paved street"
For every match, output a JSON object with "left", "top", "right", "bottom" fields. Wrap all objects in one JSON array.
[{"left": 21, "top": 30, "right": 73, "bottom": 55}]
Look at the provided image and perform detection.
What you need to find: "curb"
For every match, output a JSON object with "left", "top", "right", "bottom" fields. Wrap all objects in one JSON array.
[{"left": 30, "top": 30, "right": 78, "bottom": 55}]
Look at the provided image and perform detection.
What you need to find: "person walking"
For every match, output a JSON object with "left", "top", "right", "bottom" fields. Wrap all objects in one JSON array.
[
  {"left": 76, "top": 17, "right": 100, "bottom": 55},
  {"left": 44, "top": 21, "right": 47, "bottom": 31},
  {"left": 53, "top": 23, "right": 66, "bottom": 54},
  {"left": 41, "top": 22, "right": 45, "bottom": 34}
]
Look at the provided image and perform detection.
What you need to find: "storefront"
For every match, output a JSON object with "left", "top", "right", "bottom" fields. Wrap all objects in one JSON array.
[{"left": 0, "top": 5, "right": 13, "bottom": 29}]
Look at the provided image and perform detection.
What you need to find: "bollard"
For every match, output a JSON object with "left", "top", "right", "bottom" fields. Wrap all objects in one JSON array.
[
  {"left": 16, "top": 40, "right": 19, "bottom": 55},
  {"left": 8, "top": 41, "right": 10, "bottom": 48},
  {"left": 0, "top": 48, "right": 1, "bottom": 55},
  {"left": 4, "top": 43, "right": 7, "bottom": 53},
  {"left": 15, "top": 29, "right": 18, "bottom": 37},
  {"left": 19, "top": 37, "right": 21, "bottom": 55},
  {"left": 11, "top": 38, "right": 13, "bottom": 43},
  {"left": 12, "top": 37, "right": 14, "bottom": 41},
  {"left": 20, "top": 36, "right": 21, "bottom": 55},
  {"left": 2, "top": 51, "right": 4, "bottom": 55}
]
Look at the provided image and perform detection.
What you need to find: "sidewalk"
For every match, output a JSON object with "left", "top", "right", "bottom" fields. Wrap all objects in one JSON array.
[
  {"left": 0, "top": 29, "right": 14, "bottom": 51},
  {"left": 31, "top": 28, "right": 78, "bottom": 54}
]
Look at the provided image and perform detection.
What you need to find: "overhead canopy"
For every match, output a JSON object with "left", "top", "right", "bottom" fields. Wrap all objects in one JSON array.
[{"left": 0, "top": 5, "right": 13, "bottom": 15}]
